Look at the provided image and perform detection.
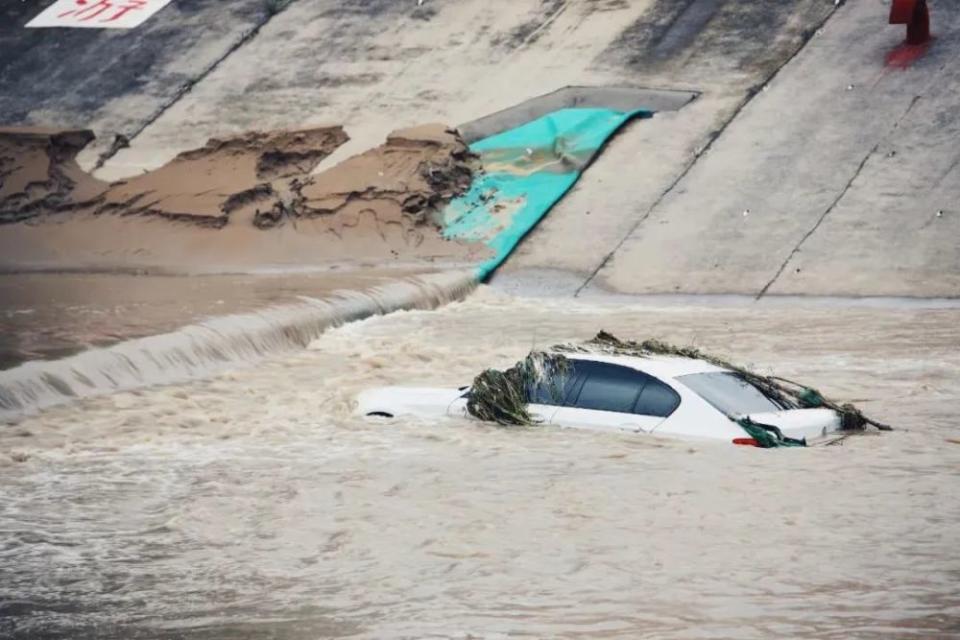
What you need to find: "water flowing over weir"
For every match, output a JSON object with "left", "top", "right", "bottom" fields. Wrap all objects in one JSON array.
[{"left": 0, "top": 270, "right": 476, "bottom": 422}]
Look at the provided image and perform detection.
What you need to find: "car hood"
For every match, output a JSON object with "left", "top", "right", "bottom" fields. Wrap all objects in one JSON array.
[{"left": 745, "top": 408, "right": 841, "bottom": 440}]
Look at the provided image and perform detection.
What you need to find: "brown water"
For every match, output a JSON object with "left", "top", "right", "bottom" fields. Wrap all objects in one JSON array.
[
  {"left": 0, "top": 270, "right": 439, "bottom": 369},
  {"left": 1, "top": 288, "right": 959, "bottom": 639}
]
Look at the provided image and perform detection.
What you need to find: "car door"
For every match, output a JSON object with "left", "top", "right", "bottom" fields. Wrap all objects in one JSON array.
[
  {"left": 550, "top": 361, "right": 668, "bottom": 434},
  {"left": 446, "top": 396, "right": 558, "bottom": 423}
]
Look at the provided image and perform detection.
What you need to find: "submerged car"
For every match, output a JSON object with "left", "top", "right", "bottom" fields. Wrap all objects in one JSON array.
[{"left": 356, "top": 353, "right": 843, "bottom": 446}]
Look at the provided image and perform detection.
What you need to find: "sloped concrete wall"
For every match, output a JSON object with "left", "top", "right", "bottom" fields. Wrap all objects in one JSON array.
[
  {"left": 4, "top": 0, "right": 954, "bottom": 298},
  {"left": 589, "top": 0, "right": 960, "bottom": 298},
  {"left": 91, "top": 0, "right": 836, "bottom": 292},
  {"left": 0, "top": 0, "right": 274, "bottom": 162}
]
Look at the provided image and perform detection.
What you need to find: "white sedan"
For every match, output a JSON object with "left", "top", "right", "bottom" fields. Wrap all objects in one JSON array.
[{"left": 356, "top": 353, "right": 843, "bottom": 446}]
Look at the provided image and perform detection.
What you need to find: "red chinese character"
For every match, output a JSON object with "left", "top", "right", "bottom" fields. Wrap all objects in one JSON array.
[{"left": 58, "top": 0, "right": 148, "bottom": 23}]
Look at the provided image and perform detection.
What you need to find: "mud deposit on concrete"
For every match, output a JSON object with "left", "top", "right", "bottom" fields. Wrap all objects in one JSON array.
[
  {"left": 0, "top": 125, "right": 483, "bottom": 272},
  {"left": 1, "top": 126, "right": 348, "bottom": 227},
  {"left": 296, "top": 124, "right": 476, "bottom": 238},
  {"left": 0, "top": 128, "right": 107, "bottom": 224}
]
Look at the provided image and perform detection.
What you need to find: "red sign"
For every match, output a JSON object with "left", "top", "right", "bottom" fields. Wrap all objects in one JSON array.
[{"left": 27, "top": 0, "right": 173, "bottom": 29}]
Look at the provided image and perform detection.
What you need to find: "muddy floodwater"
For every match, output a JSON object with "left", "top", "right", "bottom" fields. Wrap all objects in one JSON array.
[
  {"left": 0, "top": 270, "right": 437, "bottom": 369},
  {"left": 2, "top": 288, "right": 959, "bottom": 639}
]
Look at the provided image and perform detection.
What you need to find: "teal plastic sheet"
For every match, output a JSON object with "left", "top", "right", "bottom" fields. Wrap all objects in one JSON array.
[{"left": 443, "top": 107, "right": 651, "bottom": 280}]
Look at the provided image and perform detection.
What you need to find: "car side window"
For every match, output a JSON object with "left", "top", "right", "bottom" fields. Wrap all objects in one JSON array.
[
  {"left": 567, "top": 361, "right": 648, "bottom": 413},
  {"left": 634, "top": 376, "right": 681, "bottom": 417}
]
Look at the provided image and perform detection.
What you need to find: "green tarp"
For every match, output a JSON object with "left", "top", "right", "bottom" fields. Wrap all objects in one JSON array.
[{"left": 444, "top": 107, "right": 651, "bottom": 280}]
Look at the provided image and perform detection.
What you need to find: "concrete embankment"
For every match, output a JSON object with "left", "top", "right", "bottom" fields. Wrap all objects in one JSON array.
[
  {"left": 579, "top": 0, "right": 960, "bottom": 299},
  {"left": 90, "top": 0, "right": 844, "bottom": 295},
  {"left": 6, "top": 1, "right": 953, "bottom": 298},
  {"left": 0, "top": 0, "right": 286, "bottom": 163},
  {"left": 7, "top": 1, "right": 832, "bottom": 286}
]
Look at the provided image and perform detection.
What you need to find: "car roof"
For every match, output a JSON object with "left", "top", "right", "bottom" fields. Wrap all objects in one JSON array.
[{"left": 563, "top": 352, "right": 729, "bottom": 380}]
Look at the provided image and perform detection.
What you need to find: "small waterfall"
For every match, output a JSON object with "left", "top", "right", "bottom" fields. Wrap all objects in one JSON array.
[{"left": 0, "top": 270, "right": 476, "bottom": 422}]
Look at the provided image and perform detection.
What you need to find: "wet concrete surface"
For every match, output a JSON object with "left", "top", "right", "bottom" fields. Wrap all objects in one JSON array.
[
  {"left": 4, "top": 0, "right": 956, "bottom": 297},
  {"left": 589, "top": 0, "right": 960, "bottom": 298},
  {"left": 0, "top": 0, "right": 271, "bottom": 160},
  {"left": 497, "top": 0, "right": 836, "bottom": 289}
]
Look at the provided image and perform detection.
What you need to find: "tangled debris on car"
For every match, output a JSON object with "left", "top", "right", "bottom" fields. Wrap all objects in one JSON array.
[{"left": 466, "top": 351, "right": 571, "bottom": 426}]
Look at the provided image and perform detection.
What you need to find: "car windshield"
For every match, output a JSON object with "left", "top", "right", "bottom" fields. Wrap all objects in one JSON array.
[{"left": 678, "top": 372, "right": 782, "bottom": 416}]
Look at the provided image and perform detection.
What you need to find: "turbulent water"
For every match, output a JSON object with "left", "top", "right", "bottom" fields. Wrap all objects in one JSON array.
[{"left": 1, "top": 288, "right": 959, "bottom": 639}]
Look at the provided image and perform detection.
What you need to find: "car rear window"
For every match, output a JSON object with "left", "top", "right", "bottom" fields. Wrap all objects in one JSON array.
[{"left": 678, "top": 372, "right": 781, "bottom": 416}]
